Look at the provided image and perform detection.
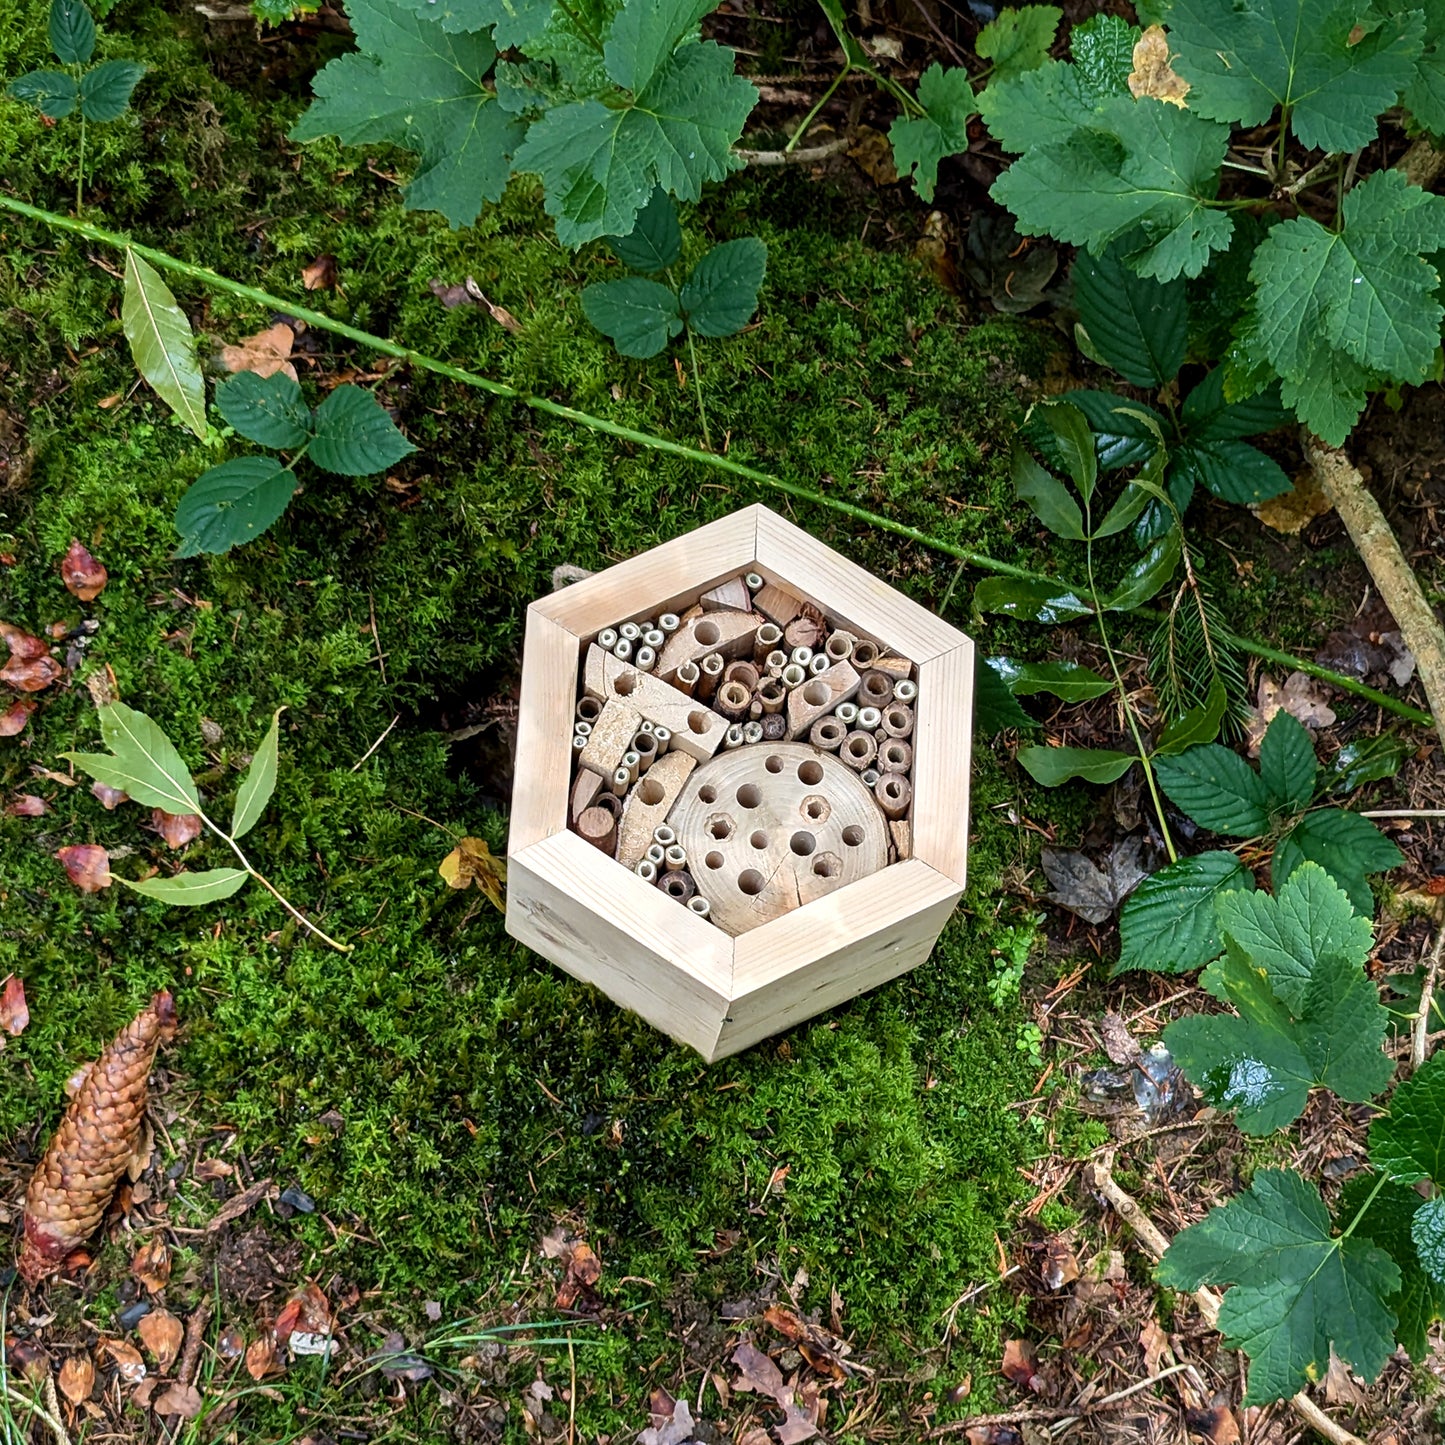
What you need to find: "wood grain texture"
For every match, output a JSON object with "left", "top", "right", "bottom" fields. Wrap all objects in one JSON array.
[
  {"left": 617, "top": 750, "right": 696, "bottom": 870},
  {"left": 510, "top": 608, "right": 581, "bottom": 855},
  {"left": 910, "top": 641, "right": 973, "bottom": 887},
  {"left": 506, "top": 831, "right": 732, "bottom": 1057},
  {"left": 584, "top": 645, "right": 727, "bottom": 760}
]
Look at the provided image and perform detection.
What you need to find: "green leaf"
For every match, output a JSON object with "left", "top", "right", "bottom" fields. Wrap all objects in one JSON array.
[
  {"left": 603, "top": 0, "right": 714, "bottom": 91},
  {"left": 1325, "top": 735, "right": 1411, "bottom": 793},
  {"left": 216, "top": 371, "right": 311, "bottom": 450},
  {"left": 309, "top": 385, "right": 415, "bottom": 475},
  {"left": 1370, "top": 1050, "right": 1445, "bottom": 1186},
  {"left": 122, "top": 250, "right": 208, "bottom": 440},
  {"left": 62, "top": 702, "right": 202, "bottom": 815},
  {"left": 976, "top": 6, "right": 1061, "bottom": 83},
  {"left": 608, "top": 187, "right": 682, "bottom": 273},
  {"left": 1181, "top": 365, "right": 1288, "bottom": 441},
  {"left": 1070, "top": 12, "right": 1137, "bottom": 97},
  {"left": 391, "top": 0, "right": 552, "bottom": 45},
  {"left": 6, "top": 69, "right": 78, "bottom": 118},
  {"left": 78, "top": 59, "right": 144, "bottom": 121},
  {"left": 581, "top": 277, "right": 683, "bottom": 358},
  {"left": 231, "top": 707, "right": 284, "bottom": 839},
  {"left": 1166, "top": 0, "right": 1424, "bottom": 153},
  {"left": 1030, "top": 401, "right": 1097, "bottom": 501},
  {"left": 290, "top": 0, "right": 523, "bottom": 230},
  {"left": 1012, "top": 446, "right": 1083, "bottom": 539},
  {"left": 118, "top": 867, "right": 250, "bottom": 905},
  {"left": 1257, "top": 710, "right": 1316, "bottom": 810},
  {"left": 48, "top": 0, "right": 95, "bottom": 63},
  {"left": 889, "top": 63, "right": 975, "bottom": 203},
  {"left": 1015, "top": 745, "right": 1135, "bottom": 785},
  {"left": 1246, "top": 170, "right": 1445, "bottom": 446},
  {"left": 1103, "top": 525, "right": 1180, "bottom": 611},
  {"left": 1413, "top": 1195, "right": 1445, "bottom": 1287},
  {"left": 972, "top": 576, "right": 1092, "bottom": 624},
  {"left": 680, "top": 238, "right": 766, "bottom": 337},
  {"left": 1041, "top": 391, "right": 1160, "bottom": 469},
  {"left": 1154, "top": 743, "right": 1273, "bottom": 836},
  {"left": 1093, "top": 477, "right": 1156, "bottom": 539},
  {"left": 1156, "top": 1169, "right": 1400, "bottom": 1403},
  {"left": 976, "top": 657, "right": 1037, "bottom": 733},
  {"left": 1380, "top": 0, "right": 1445, "bottom": 132},
  {"left": 1155, "top": 676, "right": 1227, "bottom": 757},
  {"left": 174, "top": 458, "right": 298, "bottom": 557},
  {"left": 1274, "top": 810, "right": 1402, "bottom": 917},
  {"left": 1216, "top": 862, "right": 1370, "bottom": 1014},
  {"left": 1170, "top": 437, "right": 1292, "bottom": 505},
  {"left": 1340, "top": 1174, "right": 1445, "bottom": 1362},
  {"left": 1072, "top": 241, "right": 1187, "bottom": 386},
  {"left": 988, "top": 658, "right": 1112, "bottom": 702},
  {"left": 1115, "top": 849, "right": 1254, "bottom": 975}
]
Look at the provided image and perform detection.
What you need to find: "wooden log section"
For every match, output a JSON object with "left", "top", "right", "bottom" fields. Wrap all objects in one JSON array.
[
  {"left": 584, "top": 646, "right": 727, "bottom": 762},
  {"left": 616, "top": 750, "right": 697, "bottom": 870},
  {"left": 654, "top": 610, "right": 763, "bottom": 680}
]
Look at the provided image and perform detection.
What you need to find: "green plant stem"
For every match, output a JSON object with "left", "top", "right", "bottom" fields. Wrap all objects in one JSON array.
[
  {"left": 786, "top": 65, "right": 850, "bottom": 152},
  {"left": 684, "top": 325, "right": 711, "bottom": 449},
  {"left": 1338, "top": 1169, "right": 1389, "bottom": 1240},
  {"left": 76, "top": 112, "right": 85, "bottom": 215},
  {"left": 4, "top": 195, "right": 1436, "bottom": 734}
]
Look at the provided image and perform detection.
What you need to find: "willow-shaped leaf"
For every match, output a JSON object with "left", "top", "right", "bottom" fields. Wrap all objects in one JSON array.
[{"left": 122, "top": 251, "right": 207, "bottom": 439}]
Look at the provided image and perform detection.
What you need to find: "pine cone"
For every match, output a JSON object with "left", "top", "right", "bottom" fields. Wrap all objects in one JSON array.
[{"left": 17, "top": 992, "right": 176, "bottom": 1286}]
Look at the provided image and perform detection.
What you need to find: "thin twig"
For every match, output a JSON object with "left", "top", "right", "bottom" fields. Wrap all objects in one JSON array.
[
  {"left": 735, "top": 137, "right": 851, "bottom": 166},
  {"left": 351, "top": 714, "right": 401, "bottom": 772},
  {"left": 1360, "top": 809, "right": 1445, "bottom": 819},
  {"left": 1413, "top": 927, "right": 1444, "bottom": 1072}
]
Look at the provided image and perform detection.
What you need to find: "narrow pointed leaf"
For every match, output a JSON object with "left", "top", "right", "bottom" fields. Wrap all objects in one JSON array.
[
  {"left": 1012, "top": 446, "right": 1084, "bottom": 539},
  {"left": 1016, "top": 745, "right": 1134, "bottom": 785},
  {"left": 231, "top": 708, "right": 284, "bottom": 839},
  {"left": 973, "top": 577, "right": 1092, "bottom": 624},
  {"left": 1104, "top": 525, "right": 1180, "bottom": 611},
  {"left": 1155, "top": 677, "right": 1227, "bottom": 757},
  {"left": 63, "top": 702, "right": 201, "bottom": 815},
  {"left": 122, "top": 250, "right": 207, "bottom": 439},
  {"left": 118, "top": 868, "right": 249, "bottom": 905}
]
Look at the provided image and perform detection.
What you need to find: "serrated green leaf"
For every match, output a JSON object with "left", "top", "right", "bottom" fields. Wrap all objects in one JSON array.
[
  {"left": 1012, "top": 445, "right": 1083, "bottom": 539},
  {"left": 581, "top": 277, "right": 682, "bottom": 357},
  {"left": 231, "top": 707, "right": 284, "bottom": 839},
  {"left": 1295, "top": 950, "right": 1396, "bottom": 1103},
  {"left": 308, "top": 385, "right": 414, "bottom": 475},
  {"left": 391, "top": 0, "right": 551, "bottom": 45},
  {"left": 290, "top": 0, "right": 523, "bottom": 230},
  {"left": 1273, "top": 809, "right": 1402, "bottom": 917},
  {"left": 889, "top": 63, "right": 974, "bottom": 202},
  {"left": 1166, "top": 0, "right": 1423, "bottom": 153},
  {"left": 1412, "top": 1196, "right": 1445, "bottom": 1286},
  {"left": 1070, "top": 12, "right": 1136, "bottom": 96},
  {"left": 1072, "top": 241, "right": 1187, "bottom": 386},
  {"left": 604, "top": 0, "right": 712, "bottom": 91},
  {"left": 976, "top": 656, "right": 1037, "bottom": 733},
  {"left": 1016, "top": 745, "right": 1135, "bottom": 785},
  {"left": 1171, "top": 437, "right": 1292, "bottom": 505},
  {"left": 1166, "top": 1007, "right": 1313, "bottom": 1134},
  {"left": 7, "top": 69, "right": 78, "bottom": 118},
  {"left": 1257, "top": 710, "right": 1316, "bottom": 810},
  {"left": 63, "top": 702, "right": 201, "bottom": 815},
  {"left": 78, "top": 59, "right": 144, "bottom": 121},
  {"left": 48, "top": 0, "right": 95, "bottom": 63},
  {"left": 972, "top": 576, "right": 1092, "bottom": 624},
  {"left": 174, "top": 458, "right": 298, "bottom": 557},
  {"left": 1384, "top": 0, "right": 1445, "bottom": 132},
  {"left": 608, "top": 187, "right": 682, "bottom": 272},
  {"left": 1115, "top": 849, "right": 1254, "bottom": 975},
  {"left": 976, "top": 6, "right": 1061, "bottom": 83},
  {"left": 122, "top": 250, "right": 208, "bottom": 440},
  {"left": 1326, "top": 735, "right": 1411, "bottom": 793},
  {"left": 680, "top": 237, "right": 766, "bottom": 337},
  {"left": 1094, "top": 477, "right": 1156, "bottom": 539},
  {"left": 988, "top": 658, "right": 1112, "bottom": 702},
  {"left": 1157, "top": 1169, "right": 1400, "bottom": 1403},
  {"left": 1155, "top": 676, "right": 1227, "bottom": 757},
  {"left": 1216, "top": 862, "right": 1370, "bottom": 1014},
  {"left": 1370, "top": 1051, "right": 1445, "bottom": 1186},
  {"left": 118, "top": 867, "right": 250, "bottom": 905},
  {"left": 216, "top": 371, "right": 311, "bottom": 450},
  {"left": 1181, "top": 365, "right": 1288, "bottom": 440},
  {"left": 1039, "top": 391, "right": 1160, "bottom": 470},
  {"left": 1154, "top": 742, "right": 1273, "bottom": 835},
  {"left": 1104, "top": 525, "right": 1180, "bottom": 611}
]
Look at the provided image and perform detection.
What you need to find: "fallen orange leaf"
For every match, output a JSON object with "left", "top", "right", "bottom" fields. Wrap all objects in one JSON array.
[
  {"left": 219, "top": 322, "right": 298, "bottom": 383},
  {"left": 438, "top": 836, "right": 506, "bottom": 910}
]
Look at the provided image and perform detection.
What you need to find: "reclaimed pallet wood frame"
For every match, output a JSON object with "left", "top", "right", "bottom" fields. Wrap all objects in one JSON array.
[{"left": 506, "top": 503, "right": 975, "bottom": 1062}]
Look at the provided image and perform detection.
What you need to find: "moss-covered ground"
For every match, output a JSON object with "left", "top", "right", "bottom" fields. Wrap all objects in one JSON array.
[{"left": 0, "top": 1, "right": 1096, "bottom": 1437}]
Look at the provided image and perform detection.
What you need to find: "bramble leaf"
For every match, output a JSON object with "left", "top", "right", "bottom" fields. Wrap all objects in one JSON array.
[
  {"left": 1156, "top": 1169, "right": 1400, "bottom": 1403},
  {"left": 1154, "top": 675, "right": 1227, "bottom": 756},
  {"left": 1369, "top": 1050, "right": 1445, "bottom": 1186},
  {"left": 975, "top": 5, "right": 1061, "bottom": 84},
  {"left": 1153, "top": 742, "right": 1273, "bottom": 835},
  {"left": 174, "top": 458, "right": 298, "bottom": 557},
  {"left": 889, "top": 63, "right": 975, "bottom": 202},
  {"left": 7, "top": 70, "right": 78, "bottom": 119},
  {"left": 392, "top": 0, "right": 552, "bottom": 45},
  {"left": 1257, "top": 710, "right": 1316, "bottom": 810},
  {"left": 581, "top": 277, "right": 682, "bottom": 358},
  {"left": 1170, "top": 437, "right": 1292, "bottom": 505},
  {"left": 680, "top": 238, "right": 766, "bottom": 337},
  {"left": 118, "top": 868, "right": 250, "bottom": 905},
  {"left": 1072, "top": 240, "right": 1186, "bottom": 386},
  {"left": 48, "top": 0, "right": 96, "bottom": 64},
  {"left": 63, "top": 703, "right": 202, "bottom": 816},
  {"left": 608, "top": 188, "right": 682, "bottom": 273},
  {"left": 308, "top": 385, "right": 415, "bottom": 475},
  {"left": 1180, "top": 366, "right": 1288, "bottom": 441},
  {"left": 1115, "top": 849, "right": 1254, "bottom": 975},
  {"left": 231, "top": 708, "right": 284, "bottom": 840},
  {"left": 1070, "top": 12, "right": 1137, "bottom": 97},
  {"left": 1273, "top": 809, "right": 1402, "bottom": 917},
  {"left": 216, "top": 371, "right": 311, "bottom": 450},
  {"left": 78, "top": 59, "right": 144, "bottom": 121},
  {"left": 1015, "top": 745, "right": 1135, "bottom": 785}
]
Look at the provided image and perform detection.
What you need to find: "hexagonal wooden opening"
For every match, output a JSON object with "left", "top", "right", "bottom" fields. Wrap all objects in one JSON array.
[{"left": 505, "top": 504, "right": 974, "bottom": 1061}]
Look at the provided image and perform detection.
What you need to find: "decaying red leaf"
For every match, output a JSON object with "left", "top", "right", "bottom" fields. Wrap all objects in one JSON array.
[
  {"left": 245, "top": 1334, "right": 282, "bottom": 1380},
  {"left": 61, "top": 541, "right": 108, "bottom": 601},
  {"left": 0, "top": 698, "right": 35, "bottom": 736},
  {"left": 762, "top": 1304, "right": 849, "bottom": 1381},
  {"left": 17, "top": 992, "right": 177, "bottom": 1285},
  {"left": 58, "top": 1353, "right": 95, "bottom": 1404},
  {"left": 138, "top": 1308, "right": 184, "bottom": 1370},
  {"left": 1184, "top": 1404, "right": 1241, "bottom": 1444},
  {"left": 7, "top": 794, "right": 49, "bottom": 817},
  {"left": 1, "top": 974, "right": 29, "bottom": 1039},
  {"left": 274, "top": 1282, "right": 332, "bottom": 1343},
  {"left": 301, "top": 254, "right": 338, "bottom": 291},
  {"left": 1001, "top": 1339, "right": 1042, "bottom": 1393},
  {"left": 0, "top": 622, "right": 49, "bottom": 661},
  {"left": 56, "top": 844, "right": 112, "bottom": 893},
  {"left": 219, "top": 322, "right": 298, "bottom": 382},
  {"left": 153, "top": 1382, "right": 203, "bottom": 1418},
  {"left": 92, "top": 780, "right": 128, "bottom": 809},
  {"left": 551, "top": 1236, "right": 603, "bottom": 1310},
  {"left": 0, "top": 653, "right": 63, "bottom": 692},
  {"left": 6, "top": 1338, "right": 50, "bottom": 1380},
  {"left": 131, "top": 1236, "right": 172, "bottom": 1292},
  {"left": 152, "top": 810, "right": 202, "bottom": 849}
]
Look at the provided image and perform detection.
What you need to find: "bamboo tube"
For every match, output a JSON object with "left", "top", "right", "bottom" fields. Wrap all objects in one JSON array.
[
  {"left": 758, "top": 678, "right": 787, "bottom": 714},
  {"left": 753, "top": 623, "right": 783, "bottom": 663},
  {"left": 632, "top": 731, "right": 658, "bottom": 772},
  {"left": 620, "top": 622, "right": 641, "bottom": 642},
  {"left": 574, "top": 720, "right": 594, "bottom": 737},
  {"left": 577, "top": 696, "right": 602, "bottom": 724},
  {"left": 841, "top": 731, "right": 877, "bottom": 771},
  {"left": 765, "top": 650, "right": 789, "bottom": 678},
  {"left": 724, "top": 724, "right": 745, "bottom": 747},
  {"left": 614, "top": 638, "right": 633, "bottom": 661},
  {"left": 874, "top": 773, "right": 911, "bottom": 820},
  {"left": 659, "top": 870, "right": 696, "bottom": 903},
  {"left": 761, "top": 714, "right": 787, "bottom": 740},
  {"left": 858, "top": 706, "right": 882, "bottom": 729},
  {"left": 653, "top": 726, "right": 672, "bottom": 755},
  {"left": 597, "top": 628, "right": 619, "bottom": 650},
  {"left": 572, "top": 733, "right": 588, "bottom": 754},
  {"left": 808, "top": 654, "right": 829, "bottom": 675},
  {"left": 578, "top": 805, "right": 618, "bottom": 854},
  {"left": 592, "top": 792, "right": 623, "bottom": 821},
  {"left": 688, "top": 896, "right": 711, "bottom": 919},
  {"left": 723, "top": 660, "right": 761, "bottom": 692},
  {"left": 882, "top": 704, "right": 914, "bottom": 739},
  {"left": 809, "top": 717, "right": 846, "bottom": 751},
  {"left": 743, "top": 721, "right": 764, "bottom": 744},
  {"left": 836, "top": 702, "right": 859, "bottom": 726},
  {"left": 621, "top": 749, "right": 641, "bottom": 784},
  {"left": 634, "top": 646, "right": 657, "bottom": 671},
  {"left": 878, "top": 739, "right": 912, "bottom": 773},
  {"left": 825, "top": 630, "right": 855, "bottom": 663},
  {"left": 790, "top": 646, "right": 813, "bottom": 667},
  {"left": 861, "top": 767, "right": 880, "bottom": 788},
  {"left": 745, "top": 572, "right": 763, "bottom": 590},
  {"left": 894, "top": 679, "right": 917, "bottom": 703},
  {"left": 658, "top": 613, "right": 681, "bottom": 634},
  {"left": 852, "top": 639, "right": 880, "bottom": 668},
  {"left": 610, "top": 766, "right": 631, "bottom": 795},
  {"left": 781, "top": 663, "right": 806, "bottom": 689},
  {"left": 698, "top": 651, "right": 724, "bottom": 700},
  {"left": 675, "top": 660, "right": 701, "bottom": 697},
  {"left": 654, "top": 824, "right": 677, "bottom": 846},
  {"left": 664, "top": 844, "right": 687, "bottom": 870},
  {"left": 646, "top": 843, "right": 666, "bottom": 865},
  {"left": 859, "top": 669, "right": 895, "bottom": 709},
  {"left": 643, "top": 628, "right": 665, "bottom": 648},
  {"left": 636, "top": 859, "right": 658, "bottom": 882},
  {"left": 715, "top": 680, "right": 752, "bottom": 722}
]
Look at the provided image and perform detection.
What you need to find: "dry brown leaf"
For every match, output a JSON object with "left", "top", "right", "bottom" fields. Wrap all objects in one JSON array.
[
  {"left": 0, "top": 698, "right": 36, "bottom": 736},
  {"left": 245, "top": 1334, "right": 282, "bottom": 1380},
  {"left": 132, "top": 1237, "right": 172, "bottom": 1291},
  {"left": 761, "top": 1304, "right": 848, "bottom": 1381},
  {"left": 8, "top": 794, "right": 49, "bottom": 817},
  {"left": 1185, "top": 1404, "right": 1241, "bottom": 1444},
  {"left": 438, "top": 836, "right": 506, "bottom": 910},
  {"left": 1139, "top": 1317, "right": 1173, "bottom": 1376},
  {"left": 138, "top": 1308, "right": 184, "bottom": 1370},
  {"left": 1254, "top": 468, "right": 1333, "bottom": 534},
  {"left": 204, "top": 1176, "right": 274, "bottom": 1230},
  {"left": 154, "top": 1382, "right": 203, "bottom": 1418},
  {"left": 61, "top": 540, "right": 107, "bottom": 601},
  {"left": 776, "top": 1405, "right": 818, "bottom": 1445},
  {"left": 1128, "top": 25, "right": 1190, "bottom": 106},
  {"left": 1041, "top": 1238, "right": 1080, "bottom": 1290},
  {"left": 301, "top": 254, "right": 337, "bottom": 292},
  {"left": 85, "top": 664, "right": 120, "bottom": 709},
  {"left": 274, "top": 1282, "right": 332, "bottom": 1342},
  {"left": 0, "top": 621, "right": 49, "bottom": 660},
  {"left": 97, "top": 392, "right": 122, "bottom": 410},
  {"left": 1001, "top": 1338, "right": 1041, "bottom": 1392},
  {"left": 152, "top": 810, "right": 203, "bottom": 849},
  {"left": 32, "top": 765, "right": 77, "bottom": 787},
  {"left": 731, "top": 1340, "right": 785, "bottom": 1401},
  {"left": 426, "top": 276, "right": 522, "bottom": 331},
  {"left": 219, "top": 322, "right": 298, "bottom": 383},
  {"left": 18, "top": 993, "right": 176, "bottom": 1284},
  {"left": 1099, "top": 1011, "right": 1141, "bottom": 1066},
  {"left": 1323, "top": 1349, "right": 1369, "bottom": 1406},
  {"left": 103, "top": 1339, "right": 147, "bottom": 1384},
  {"left": 55, "top": 844, "right": 113, "bottom": 893},
  {"left": 194, "top": 1157, "right": 233, "bottom": 1181},
  {"left": 849, "top": 125, "right": 899, "bottom": 185},
  {"left": 58, "top": 1353, "right": 95, "bottom": 1405},
  {"left": 1, "top": 653, "right": 63, "bottom": 692},
  {"left": 91, "top": 780, "right": 128, "bottom": 809},
  {"left": 554, "top": 1238, "right": 602, "bottom": 1309},
  {"left": 1, "top": 974, "right": 29, "bottom": 1038},
  {"left": 1243, "top": 671, "right": 1337, "bottom": 755}
]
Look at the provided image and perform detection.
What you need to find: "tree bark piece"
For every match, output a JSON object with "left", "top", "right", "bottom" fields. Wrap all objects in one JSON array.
[
  {"left": 1304, "top": 434, "right": 1445, "bottom": 754},
  {"left": 19, "top": 992, "right": 177, "bottom": 1286}
]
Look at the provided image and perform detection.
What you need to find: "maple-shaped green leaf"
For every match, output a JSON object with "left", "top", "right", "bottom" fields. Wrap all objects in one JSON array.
[
  {"left": 1257, "top": 710, "right": 1316, "bottom": 810},
  {"left": 7, "top": 69, "right": 78, "bottom": 119},
  {"left": 1273, "top": 809, "right": 1402, "bottom": 917},
  {"left": 1378, "top": 0, "right": 1445, "bottom": 131},
  {"left": 290, "top": 0, "right": 523, "bottom": 229},
  {"left": 976, "top": 5, "right": 1061, "bottom": 84},
  {"left": 391, "top": 0, "right": 552, "bottom": 45},
  {"left": 1157, "top": 1169, "right": 1400, "bottom": 1403},
  {"left": 1166, "top": 0, "right": 1423, "bottom": 153},
  {"left": 308, "top": 384, "right": 415, "bottom": 475},
  {"left": 1370, "top": 1050, "right": 1445, "bottom": 1186},
  {"left": 581, "top": 277, "right": 682, "bottom": 357},
  {"left": 1115, "top": 849, "right": 1254, "bottom": 976},
  {"left": 889, "top": 64, "right": 975, "bottom": 202}
]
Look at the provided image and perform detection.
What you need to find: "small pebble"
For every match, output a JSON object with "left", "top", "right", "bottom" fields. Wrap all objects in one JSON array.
[{"left": 279, "top": 1184, "right": 316, "bottom": 1213}]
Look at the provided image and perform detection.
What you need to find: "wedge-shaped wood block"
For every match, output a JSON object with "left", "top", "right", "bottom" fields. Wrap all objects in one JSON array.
[
  {"left": 508, "top": 504, "right": 975, "bottom": 1062},
  {"left": 583, "top": 646, "right": 727, "bottom": 761}
]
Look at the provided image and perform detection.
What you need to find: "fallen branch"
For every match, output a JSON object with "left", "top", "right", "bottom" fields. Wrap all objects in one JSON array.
[
  {"left": 1091, "top": 1150, "right": 1367, "bottom": 1445},
  {"left": 736, "top": 138, "right": 852, "bottom": 167},
  {"left": 1303, "top": 434, "right": 1445, "bottom": 756},
  {"left": 1413, "top": 926, "right": 1444, "bottom": 1072}
]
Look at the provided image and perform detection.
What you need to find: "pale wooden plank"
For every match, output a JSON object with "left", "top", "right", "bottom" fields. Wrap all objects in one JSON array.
[
  {"left": 530, "top": 507, "right": 763, "bottom": 636},
  {"left": 509, "top": 609, "right": 581, "bottom": 855},
  {"left": 715, "top": 860, "right": 961, "bottom": 1059},
  {"left": 910, "top": 641, "right": 973, "bottom": 888},
  {"left": 752, "top": 508, "right": 966, "bottom": 663},
  {"left": 506, "top": 831, "right": 734, "bottom": 1058}
]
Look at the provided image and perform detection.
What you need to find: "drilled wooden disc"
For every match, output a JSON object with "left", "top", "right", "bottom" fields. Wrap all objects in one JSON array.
[{"left": 666, "top": 742, "right": 888, "bottom": 936}]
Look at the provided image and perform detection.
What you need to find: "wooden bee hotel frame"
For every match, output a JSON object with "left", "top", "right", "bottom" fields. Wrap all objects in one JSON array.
[{"left": 506, "top": 503, "right": 975, "bottom": 1062}]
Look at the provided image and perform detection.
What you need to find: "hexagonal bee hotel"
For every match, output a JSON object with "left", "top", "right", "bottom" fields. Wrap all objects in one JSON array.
[{"left": 506, "top": 504, "right": 974, "bottom": 1062}]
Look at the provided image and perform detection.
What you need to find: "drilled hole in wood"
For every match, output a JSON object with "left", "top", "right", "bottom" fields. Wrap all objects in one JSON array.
[
  {"left": 688, "top": 710, "right": 710, "bottom": 734},
  {"left": 709, "top": 815, "right": 734, "bottom": 840},
  {"left": 614, "top": 673, "right": 637, "bottom": 696},
  {"left": 812, "top": 853, "right": 841, "bottom": 878},
  {"left": 790, "top": 831, "right": 816, "bottom": 856},
  {"left": 765, "top": 754, "right": 785, "bottom": 773},
  {"left": 738, "top": 869, "right": 766, "bottom": 895},
  {"left": 750, "top": 830, "right": 769, "bottom": 849},
  {"left": 797, "top": 759, "right": 824, "bottom": 785},
  {"left": 800, "top": 794, "right": 830, "bottom": 823},
  {"left": 695, "top": 620, "right": 721, "bottom": 646},
  {"left": 638, "top": 778, "right": 665, "bottom": 806},
  {"left": 737, "top": 783, "right": 762, "bottom": 808},
  {"left": 802, "top": 680, "right": 829, "bottom": 707},
  {"left": 841, "top": 825, "right": 864, "bottom": 846},
  {"left": 698, "top": 785, "right": 717, "bottom": 803},
  {"left": 705, "top": 851, "right": 724, "bottom": 869}
]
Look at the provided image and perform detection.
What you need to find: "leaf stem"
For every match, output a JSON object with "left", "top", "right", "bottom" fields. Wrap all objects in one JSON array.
[
  {"left": 1337, "top": 1169, "right": 1389, "bottom": 1240},
  {"left": 684, "top": 324, "right": 711, "bottom": 449},
  {"left": 76, "top": 111, "right": 85, "bottom": 215},
  {"left": 785, "top": 64, "right": 850, "bottom": 153}
]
